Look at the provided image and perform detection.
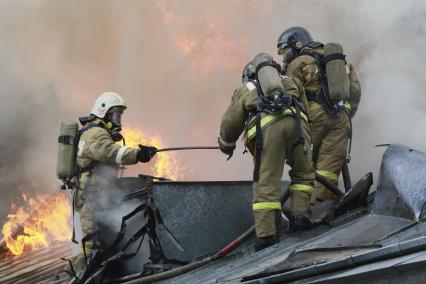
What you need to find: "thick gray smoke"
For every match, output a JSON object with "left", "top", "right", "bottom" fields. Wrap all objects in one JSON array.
[{"left": 1, "top": 0, "right": 426, "bottom": 226}]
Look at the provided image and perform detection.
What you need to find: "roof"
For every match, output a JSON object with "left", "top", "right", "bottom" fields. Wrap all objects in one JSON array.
[
  {"left": 155, "top": 213, "right": 422, "bottom": 283},
  {"left": 2, "top": 144, "right": 426, "bottom": 284},
  {"left": 119, "top": 144, "right": 426, "bottom": 283},
  {"left": 0, "top": 242, "right": 71, "bottom": 284}
]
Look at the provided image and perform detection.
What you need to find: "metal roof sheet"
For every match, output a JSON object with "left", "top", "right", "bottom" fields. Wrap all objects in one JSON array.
[{"left": 0, "top": 242, "right": 71, "bottom": 284}]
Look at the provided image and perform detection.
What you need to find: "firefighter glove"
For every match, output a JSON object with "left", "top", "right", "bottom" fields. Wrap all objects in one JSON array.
[
  {"left": 218, "top": 137, "right": 236, "bottom": 160},
  {"left": 138, "top": 144, "right": 157, "bottom": 163}
]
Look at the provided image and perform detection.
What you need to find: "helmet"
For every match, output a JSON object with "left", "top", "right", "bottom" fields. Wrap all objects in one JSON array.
[
  {"left": 277, "top": 26, "right": 319, "bottom": 50},
  {"left": 90, "top": 92, "right": 127, "bottom": 119},
  {"left": 242, "top": 62, "right": 255, "bottom": 83}
]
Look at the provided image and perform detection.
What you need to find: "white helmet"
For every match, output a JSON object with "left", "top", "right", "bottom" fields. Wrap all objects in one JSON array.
[{"left": 90, "top": 92, "right": 127, "bottom": 118}]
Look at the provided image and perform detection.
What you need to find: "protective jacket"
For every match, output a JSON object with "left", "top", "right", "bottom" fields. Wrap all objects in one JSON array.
[
  {"left": 220, "top": 76, "right": 315, "bottom": 238},
  {"left": 77, "top": 119, "right": 138, "bottom": 168},
  {"left": 72, "top": 119, "right": 139, "bottom": 273}
]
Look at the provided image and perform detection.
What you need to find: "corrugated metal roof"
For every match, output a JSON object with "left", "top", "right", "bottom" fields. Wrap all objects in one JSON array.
[
  {"left": 0, "top": 242, "right": 72, "bottom": 284},
  {"left": 158, "top": 216, "right": 425, "bottom": 284}
]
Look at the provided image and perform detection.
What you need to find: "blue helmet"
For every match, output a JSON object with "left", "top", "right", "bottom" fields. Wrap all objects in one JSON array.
[{"left": 277, "top": 26, "right": 322, "bottom": 50}]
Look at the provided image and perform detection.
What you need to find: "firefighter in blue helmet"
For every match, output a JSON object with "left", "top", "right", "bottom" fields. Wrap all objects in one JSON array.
[{"left": 278, "top": 27, "right": 361, "bottom": 203}]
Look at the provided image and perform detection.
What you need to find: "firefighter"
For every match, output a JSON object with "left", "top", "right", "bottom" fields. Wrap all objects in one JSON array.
[
  {"left": 277, "top": 27, "right": 361, "bottom": 203},
  {"left": 65, "top": 92, "right": 157, "bottom": 277},
  {"left": 219, "top": 53, "right": 315, "bottom": 251}
]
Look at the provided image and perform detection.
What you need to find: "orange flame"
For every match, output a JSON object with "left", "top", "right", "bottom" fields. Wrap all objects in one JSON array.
[
  {"left": 1, "top": 192, "right": 71, "bottom": 256},
  {"left": 155, "top": 1, "right": 251, "bottom": 75},
  {"left": 174, "top": 22, "right": 249, "bottom": 75},
  {"left": 121, "top": 126, "right": 184, "bottom": 180},
  {"left": 157, "top": 0, "right": 174, "bottom": 25}
]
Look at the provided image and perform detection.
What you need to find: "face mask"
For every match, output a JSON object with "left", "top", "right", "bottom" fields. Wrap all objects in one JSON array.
[
  {"left": 282, "top": 47, "right": 297, "bottom": 64},
  {"left": 280, "top": 47, "right": 297, "bottom": 74},
  {"left": 105, "top": 111, "right": 123, "bottom": 130},
  {"left": 105, "top": 109, "right": 124, "bottom": 142}
]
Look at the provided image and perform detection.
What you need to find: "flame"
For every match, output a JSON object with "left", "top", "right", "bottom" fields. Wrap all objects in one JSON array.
[
  {"left": 157, "top": 0, "right": 174, "bottom": 25},
  {"left": 176, "top": 36, "right": 197, "bottom": 56},
  {"left": 0, "top": 127, "right": 184, "bottom": 255},
  {"left": 121, "top": 126, "right": 184, "bottom": 180},
  {"left": 156, "top": 0, "right": 249, "bottom": 75},
  {"left": 174, "top": 21, "right": 249, "bottom": 75},
  {"left": 1, "top": 191, "right": 71, "bottom": 256}
]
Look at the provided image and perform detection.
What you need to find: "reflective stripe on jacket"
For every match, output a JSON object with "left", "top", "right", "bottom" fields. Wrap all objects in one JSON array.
[{"left": 245, "top": 107, "right": 309, "bottom": 141}]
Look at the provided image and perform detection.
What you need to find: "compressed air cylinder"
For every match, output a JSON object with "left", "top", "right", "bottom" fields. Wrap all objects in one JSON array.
[
  {"left": 56, "top": 121, "right": 79, "bottom": 181},
  {"left": 252, "top": 53, "right": 284, "bottom": 98},
  {"left": 324, "top": 43, "right": 350, "bottom": 103}
]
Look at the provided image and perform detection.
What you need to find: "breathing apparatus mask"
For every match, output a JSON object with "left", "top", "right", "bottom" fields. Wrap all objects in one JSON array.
[
  {"left": 104, "top": 107, "right": 124, "bottom": 142},
  {"left": 278, "top": 44, "right": 298, "bottom": 74}
]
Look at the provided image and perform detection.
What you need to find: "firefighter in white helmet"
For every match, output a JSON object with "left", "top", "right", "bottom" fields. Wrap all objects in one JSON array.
[{"left": 64, "top": 92, "right": 157, "bottom": 278}]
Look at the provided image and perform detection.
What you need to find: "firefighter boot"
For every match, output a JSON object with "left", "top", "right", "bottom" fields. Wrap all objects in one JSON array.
[
  {"left": 254, "top": 235, "right": 279, "bottom": 252},
  {"left": 291, "top": 215, "right": 313, "bottom": 231},
  {"left": 290, "top": 191, "right": 313, "bottom": 231}
]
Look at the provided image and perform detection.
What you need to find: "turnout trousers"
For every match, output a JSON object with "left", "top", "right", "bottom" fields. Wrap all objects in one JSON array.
[
  {"left": 247, "top": 116, "right": 315, "bottom": 237},
  {"left": 309, "top": 102, "right": 350, "bottom": 203},
  {"left": 68, "top": 172, "right": 107, "bottom": 274}
]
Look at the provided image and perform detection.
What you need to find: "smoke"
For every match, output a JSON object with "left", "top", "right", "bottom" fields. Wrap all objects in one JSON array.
[{"left": 0, "top": 0, "right": 426, "bottom": 225}]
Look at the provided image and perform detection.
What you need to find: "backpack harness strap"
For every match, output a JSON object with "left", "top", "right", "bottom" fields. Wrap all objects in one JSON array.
[{"left": 253, "top": 112, "right": 263, "bottom": 182}]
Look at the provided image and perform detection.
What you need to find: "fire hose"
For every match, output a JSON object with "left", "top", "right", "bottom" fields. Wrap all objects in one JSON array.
[
  {"left": 154, "top": 146, "right": 220, "bottom": 153},
  {"left": 315, "top": 173, "right": 344, "bottom": 197},
  {"left": 152, "top": 147, "right": 345, "bottom": 197},
  {"left": 152, "top": 147, "right": 347, "bottom": 197}
]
